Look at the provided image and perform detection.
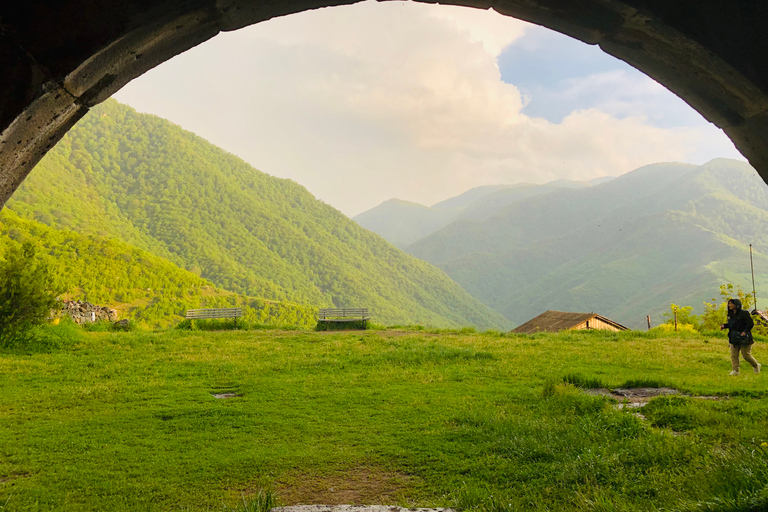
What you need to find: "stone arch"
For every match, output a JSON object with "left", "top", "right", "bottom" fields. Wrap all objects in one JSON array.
[{"left": 2, "top": 0, "right": 768, "bottom": 207}]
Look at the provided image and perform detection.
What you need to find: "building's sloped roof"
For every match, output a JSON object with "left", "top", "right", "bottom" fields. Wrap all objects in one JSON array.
[{"left": 511, "top": 310, "right": 628, "bottom": 333}]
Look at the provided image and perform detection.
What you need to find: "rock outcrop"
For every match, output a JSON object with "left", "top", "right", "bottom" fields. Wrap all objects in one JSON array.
[{"left": 61, "top": 300, "right": 118, "bottom": 324}]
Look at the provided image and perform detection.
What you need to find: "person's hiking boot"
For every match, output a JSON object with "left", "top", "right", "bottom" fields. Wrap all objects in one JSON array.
[
  {"left": 755, "top": 363, "right": 762, "bottom": 375},
  {"left": 729, "top": 370, "right": 740, "bottom": 376}
]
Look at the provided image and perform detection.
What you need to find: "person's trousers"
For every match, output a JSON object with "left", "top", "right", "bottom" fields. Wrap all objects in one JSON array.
[{"left": 730, "top": 343, "right": 759, "bottom": 372}]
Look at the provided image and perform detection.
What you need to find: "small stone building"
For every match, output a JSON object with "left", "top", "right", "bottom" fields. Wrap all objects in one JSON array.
[{"left": 511, "top": 310, "right": 629, "bottom": 334}]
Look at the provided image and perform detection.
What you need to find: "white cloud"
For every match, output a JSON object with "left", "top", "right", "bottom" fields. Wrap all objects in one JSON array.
[
  {"left": 423, "top": 3, "right": 527, "bottom": 56},
  {"left": 114, "top": 0, "right": 737, "bottom": 216}
]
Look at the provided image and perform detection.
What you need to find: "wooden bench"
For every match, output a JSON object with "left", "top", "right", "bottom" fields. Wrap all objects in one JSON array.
[
  {"left": 317, "top": 308, "right": 370, "bottom": 328},
  {"left": 185, "top": 307, "right": 243, "bottom": 326}
]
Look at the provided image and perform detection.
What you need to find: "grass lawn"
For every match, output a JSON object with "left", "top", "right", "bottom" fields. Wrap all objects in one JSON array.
[{"left": 1, "top": 326, "right": 767, "bottom": 511}]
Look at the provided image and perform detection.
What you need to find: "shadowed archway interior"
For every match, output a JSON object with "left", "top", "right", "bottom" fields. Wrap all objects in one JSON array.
[{"left": 1, "top": 0, "right": 768, "bottom": 208}]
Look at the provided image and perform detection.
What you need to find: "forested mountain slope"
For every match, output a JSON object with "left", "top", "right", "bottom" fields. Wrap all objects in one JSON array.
[
  {"left": 405, "top": 159, "right": 768, "bottom": 329},
  {"left": 0, "top": 209, "right": 317, "bottom": 327},
  {"left": 7, "top": 99, "right": 509, "bottom": 329}
]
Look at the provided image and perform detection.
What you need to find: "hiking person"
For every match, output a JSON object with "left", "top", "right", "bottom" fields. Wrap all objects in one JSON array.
[{"left": 720, "top": 298, "right": 761, "bottom": 375}]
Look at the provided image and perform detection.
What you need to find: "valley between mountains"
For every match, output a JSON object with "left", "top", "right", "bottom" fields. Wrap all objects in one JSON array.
[
  {"left": 4, "top": 99, "right": 768, "bottom": 330},
  {"left": 355, "top": 159, "right": 768, "bottom": 329}
]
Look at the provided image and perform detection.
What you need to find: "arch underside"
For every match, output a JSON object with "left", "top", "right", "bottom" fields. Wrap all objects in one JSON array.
[{"left": 1, "top": 0, "right": 768, "bottom": 207}]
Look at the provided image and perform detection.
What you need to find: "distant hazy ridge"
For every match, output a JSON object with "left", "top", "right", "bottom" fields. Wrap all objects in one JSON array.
[{"left": 356, "top": 159, "right": 768, "bottom": 329}]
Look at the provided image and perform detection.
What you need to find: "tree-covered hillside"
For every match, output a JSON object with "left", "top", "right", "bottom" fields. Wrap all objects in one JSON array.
[
  {"left": 0, "top": 209, "right": 318, "bottom": 328},
  {"left": 405, "top": 159, "right": 768, "bottom": 329},
  {"left": 6, "top": 99, "right": 508, "bottom": 329}
]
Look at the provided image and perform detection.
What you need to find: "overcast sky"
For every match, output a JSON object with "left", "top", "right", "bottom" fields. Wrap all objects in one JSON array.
[{"left": 113, "top": 0, "right": 743, "bottom": 217}]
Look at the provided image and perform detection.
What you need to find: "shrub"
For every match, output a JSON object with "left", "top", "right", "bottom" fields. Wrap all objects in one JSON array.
[
  {"left": 0, "top": 242, "right": 61, "bottom": 347},
  {"left": 81, "top": 319, "right": 135, "bottom": 332},
  {"left": 663, "top": 303, "right": 701, "bottom": 330},
  {"left": 653, "top": 322, "right": 699, "bottom": 333},
  {"left": 661, "top": 285, "right": 767, "bottom": 335},
  {"left": 315, "top": 319, "right": 369, "bottom": 331}
]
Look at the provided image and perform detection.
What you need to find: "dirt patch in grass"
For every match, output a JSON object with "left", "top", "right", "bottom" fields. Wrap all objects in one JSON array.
[
  {"left": 275, "top": 467, "right": 415, "bottom": 505},
  {"left": 211, "top": 392, "right": 241, "bottom": 399},
  {"left": 585, "top": 387, "right": 722, "bottom": 408},
  {"left": 586, "top": 387, "right": 679, "bottom": 405},
  {"left": 0, "top": 472, "right": 29, "bottom": 484}
]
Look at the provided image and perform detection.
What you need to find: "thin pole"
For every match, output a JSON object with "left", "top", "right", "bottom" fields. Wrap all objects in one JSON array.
[
  {"left": 750, "top": 244, "right": 757, "bottom": 310},
  {"left": 646, "top": 315, "right": 651, "bottom": 330},
  {"left": 674, "top": 309, "right": 678, "bottom": 331}
]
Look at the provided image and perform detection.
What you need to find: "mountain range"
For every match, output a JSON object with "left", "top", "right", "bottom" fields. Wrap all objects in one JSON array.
[
  {"left": 4, "top": 99, "right": 509, "bottom": 329},
  {"left": 7, "top": 98, "right": 766, "bottom": 331},
  {"left": 355, "top": 159, "right": 768, "bottom": 329},
  {"left": 354, "top": 177, "right": 614, "bottom": 249}
]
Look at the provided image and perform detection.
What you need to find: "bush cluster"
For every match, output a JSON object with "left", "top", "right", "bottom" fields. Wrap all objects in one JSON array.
[
  {"left": 0, "top": 242, "right": 61, "bottom": 348},
  {"left": 661, "top": 283, "right": 768, "bottom": 336}
]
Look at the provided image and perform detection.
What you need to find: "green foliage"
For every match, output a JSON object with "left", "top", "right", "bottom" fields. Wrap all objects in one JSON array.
[
  {"left": 9, "top": 99, "right": 509, "bottom": 330},
  {"left": 653, "top": 322, "right": 699, "bottom": 334},
  {"left": 2, "top": 317, "right": 85, "bottom": 354},
  {"left": 314, "top": 319, "right": 370, "bottom": 331},
  {"left": 0, "top": 209, "right": 317, "bottom": 329},
  {"left": 0, "top": 241, "right": 61, "bottom": 347},
  {"left": 659, "top": 284, "right": 768, "bottom": 336},
  {"left": 663, "top": 303, "right": 701, "bottom": 329},
  {"left": 700, "top": 283, "right": 768, "bottom": 335},
  {"left": 81, "top": 319, "right": 136, "bottom": 332}
]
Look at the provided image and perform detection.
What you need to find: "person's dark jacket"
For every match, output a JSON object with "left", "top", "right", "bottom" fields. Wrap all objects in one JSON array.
[{"left": 725, "top": 299, "right": 754, "bottom": 345}]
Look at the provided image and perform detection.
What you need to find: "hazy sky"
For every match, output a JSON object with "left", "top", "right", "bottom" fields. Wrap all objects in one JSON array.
[{"left": 113, "top": 0, "right": 743, "bottom": 216}]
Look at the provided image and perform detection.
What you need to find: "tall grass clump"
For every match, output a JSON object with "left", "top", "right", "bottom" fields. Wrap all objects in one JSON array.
[
  {"left": 223, "top": 490, "right": 279, "bottom": 512},
  {"left": 562, "top": 373, "right": 606, "bottom": 389}
]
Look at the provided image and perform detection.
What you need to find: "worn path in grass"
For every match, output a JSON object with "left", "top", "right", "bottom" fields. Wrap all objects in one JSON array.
[{"left": 0, "top": 328, "right": 767, "bottom": 511}]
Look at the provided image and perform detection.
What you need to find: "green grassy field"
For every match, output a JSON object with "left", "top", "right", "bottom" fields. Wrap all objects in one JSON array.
[{"left": 1, "top": 326, "right": 767, "bottom": 511}]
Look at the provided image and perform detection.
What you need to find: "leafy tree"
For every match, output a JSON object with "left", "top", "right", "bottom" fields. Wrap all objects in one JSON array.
[
  {"left": 0, "top": 241, "right": 61, "bottom": 347},
  {"left": 663, "top": 303, "right": 700, "bottom": 330},
  {"left": 662, "top": 284, "right": 767, "bottom": 335}
]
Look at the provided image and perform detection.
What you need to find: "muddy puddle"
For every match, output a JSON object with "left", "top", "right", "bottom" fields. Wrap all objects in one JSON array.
[{"left": 584, "top": 387, "right": 720, "bottom": 411}]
